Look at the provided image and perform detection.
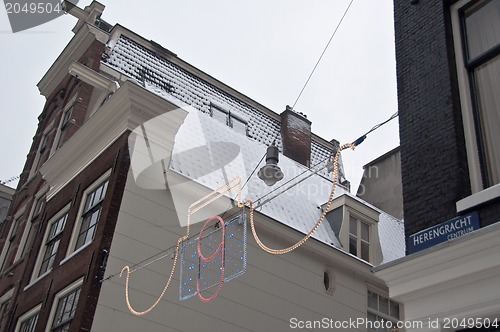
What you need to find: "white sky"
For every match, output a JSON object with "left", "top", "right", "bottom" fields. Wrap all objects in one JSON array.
[{"left": 0, "top": 0, "right": 399, "bottom": 192}]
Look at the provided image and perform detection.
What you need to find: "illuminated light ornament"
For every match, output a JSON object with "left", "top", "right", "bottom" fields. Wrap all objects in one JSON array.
[
  {"left": 196, "top": 216, "right": 225, "bottom": 302},
  {"left": 120, "top": 178, "right": 243, "bottom": 314},
  {"left": 180, "top": 212, "right": 247, "bottom": 301}
]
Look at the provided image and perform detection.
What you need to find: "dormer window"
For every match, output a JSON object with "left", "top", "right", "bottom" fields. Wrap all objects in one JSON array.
[
  {"left": 324, "top": 194, "right": 381, "bottom": 264},
  {"left": 210, "top": 101, "right": 248, "bottom": 136}
]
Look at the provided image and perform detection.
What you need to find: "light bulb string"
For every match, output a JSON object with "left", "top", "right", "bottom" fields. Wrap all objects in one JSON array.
[{"left": 239, "top": 142, "right": 355, "bottom": 255}]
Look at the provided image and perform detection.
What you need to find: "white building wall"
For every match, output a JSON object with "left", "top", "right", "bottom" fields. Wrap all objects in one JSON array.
[{"left": 92, "top": 171, "right": 372, "bottom": 331}]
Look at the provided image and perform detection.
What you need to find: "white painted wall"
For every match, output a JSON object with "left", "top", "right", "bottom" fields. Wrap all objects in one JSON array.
[{"left": 92, "top": 171, "right": 374, "bottom": 331}]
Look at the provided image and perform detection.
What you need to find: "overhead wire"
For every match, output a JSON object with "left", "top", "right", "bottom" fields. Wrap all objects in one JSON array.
[
  {"left": 103, "top": 110, "right": 398, "bottom": 281},
  {"left": 291, "top": 0, "right": 355, "bottom": 111}
]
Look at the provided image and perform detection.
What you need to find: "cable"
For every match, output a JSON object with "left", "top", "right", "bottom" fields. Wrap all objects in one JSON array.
[
  {"left": 255, "top": 111, "right": 399, "bottom": 208},
  {"left": 351, "top": 111, "right": 398, "bottom": 146},
  {"left": 291, "top": 0, "right": 355, "bottom": 111},
  {"left": 106, "top": 110, "right": 399, "bottom": 281}
]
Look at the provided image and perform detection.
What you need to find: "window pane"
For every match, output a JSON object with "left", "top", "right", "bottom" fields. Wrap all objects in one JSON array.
[
  {"left": 464, "top": 0, "right": 500, "bottom": 60},
  {"left": 368, "top": 290, "right": 378, "bottom": 310},
  {"left": 361, "top": 222, "right": 369, "bottom": 241},
  {"left": 211, "top": 107, "right": 228, "bottom": 124},
  {"left": 53, "top": 288, "right": 80, "bottom": 330},
  {"left": 20, "top": 313, "right": 38, "bottom": 332},
  {"left": 350, "top": 217, "right": 357, "bottom": 235},
  {"left": 474, "top": 56, "right": 500, "bottom": 186},
  {"left": 390, "top": 301, "right": 400, "bottom": 320},
  {"left": 367, "top": 312, "right": 378, "bottom": 332},
  {"left": 379, "top": 296, "right": 389, "bottom": 315},
  {"left": 349, "top": 236, "right": 357, "bottom": 256},
  {"left": 231, "top": 117, "right": 247, "bottom": 135},
  {"left": 361, "top": 241, "right": 370, "bottom": 261}
]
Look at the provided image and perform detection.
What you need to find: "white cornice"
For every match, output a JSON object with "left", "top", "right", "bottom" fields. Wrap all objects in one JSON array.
[
  {"left": 37, "top": 23, "right": 109, "bottom": 98},
  {"left": 41, "top": 81, "right": 187, "bottom": 200},
  {"left": 374, "top": 222, "right": 500, "bottom": 301},
  {"left": 68, "top": 61, "right": 118, "bottom": 92}
]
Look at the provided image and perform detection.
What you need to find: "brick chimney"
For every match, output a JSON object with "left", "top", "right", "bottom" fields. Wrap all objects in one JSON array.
[{"left": 280, "top": 105, "right": 312, "bottom": 167}]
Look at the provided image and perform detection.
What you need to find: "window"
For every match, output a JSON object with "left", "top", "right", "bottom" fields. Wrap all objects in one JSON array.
[
  {"left": 453, "top": 0, "right": 500, "bottom": 190},
  {"left": 0, "top": 217, "right": 22, "bottom": 271},
  {"left": 30, "top": 122, "right": 54, "bottom": 177},
  {"left": 19, "top": 314, "right": 38, "bottom": 332},
  {"left": 47, "top": 281, "right": 82, "bottom": 332},
  {"left": 210, "top": 102, "right": 248, "bottom": 135},
  {"left": 38, "top": 212, "right": 67, "bottom": 277},
  {"left": 16, "top": 194, "right": 46, "bottom": 262},
  {"left": 73, "top": 177, "right": 109, "bottom": 251},
  {"left": 15, "top": 305, "right": 40, "bottom": 332},
  {"left": 325, "top": 194, "right": 381, "bottom": 264},
  {"left": 323, "top": 267, "right": 335, "bottom": 294},
  {"left": 367, "top": 289, "right": 400, "bottom": 332},
  {"left": 56, "top": 106, "right": 73, "bottom": 150},
  {"left": 349, "top": 216, "right": 370, "bottom": 261},
  {"left": 0, "top": 289, "right": 13, "bottom": 331}
]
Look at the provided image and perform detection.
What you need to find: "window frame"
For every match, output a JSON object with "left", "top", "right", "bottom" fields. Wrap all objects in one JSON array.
[
  {"left": 65, "top": 170, "right": 110, "bottom": 258},
  {"left": 45, "top": 279, "right": 83, "bottom": 332},
  {"left": 51, "top": 95, "right": 77, "bottom": 156},
  {"left": 28, "top": 119, "right": 54, "bottom": 180},
  {"left": 349, "top": 215, "right": 371, "bottom": 261},
  {"left": 14, "top": 304, "right": 41, "bottom": 332},
  {"left": 366, "top": 287, "right": 401, "bottom": 331},
  {"left": 39, "top": 211, "right": 68, "bottom": 277},
  {"left": 55, "top": 106, "right": 73, "bottom": 150},
  {"left": 209, "top": 102, "right": 249, "bottom": 135},
  {"left": 0, "top": 206, "right": 26, "bottom": 271},
  {"left": 31, "top": 205, "right": 70, "bottom": 283},
  {"left": 0, "top": 289, "right": 13, "bottom": 331},
  {"left": 326, "top": 194, "right": 381, "bottom": 264},
  {"left": 451, "top": 0, "right": 500, "bottom": 195},
  {"left": 15, "top": 188, "right": 47, "bottom": 262}
]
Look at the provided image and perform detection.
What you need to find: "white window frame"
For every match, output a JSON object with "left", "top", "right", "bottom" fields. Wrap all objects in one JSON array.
[
  {"left": 327, "top": 194, "right": 381, "bottom": 264},
  {"left": 0, "top": 206, "right": 26, "bottom": 271},
  {"left": 451, "top": 0, "right": 500, "bottom": 211},
  {"left": 0, "top": 289, "right": 13, "bottom": 330},
  {"left": 50, "top": 95, "right": 77, "bottom": 156},
  {"left": 64, "top": 170, "right": 111, "bottom": 260},
  {"left": 15, "top": 186, "right": 49, "bottom": 262},
  {"left": 14, "top": 304, "right": 41, "bottom": 332},
  {"left": 30, "top": 205, "right": 70, "bottom": 284},
  {"left": 366, "top": 286, "right": 401, "bottom": 331},
  {"left": 45, "top": 278, "right": 83, "bottom": 332},
  {"left": 349, "top": 213, "right": 371, "bottom": 262},
  {"left": 30, "top": 120, "right": 54, "bottom": 178}
]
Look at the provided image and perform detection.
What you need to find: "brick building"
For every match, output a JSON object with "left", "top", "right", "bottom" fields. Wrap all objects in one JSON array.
[
  {"left": 375, "top": 0, "right": 500, "bottom": 330},
  {"left": 0, "top": 2, "right": 405, "bottom": 331}
]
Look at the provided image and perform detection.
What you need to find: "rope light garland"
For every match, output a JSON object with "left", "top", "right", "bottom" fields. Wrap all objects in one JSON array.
[
  {"left": 115, "top": 108, "right": 401, "bottom": 314},
  {"left": 119, "top": 140, "right": 354, "bottom": 313},
  {"left": 241, "top": 142, "right": 355, "bottom": 255}
]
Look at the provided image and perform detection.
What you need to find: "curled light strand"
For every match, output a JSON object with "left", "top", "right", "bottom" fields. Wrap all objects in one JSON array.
[
  {"left": 120, "top": 236, "right": 187, "bottom": 316},
  {"left": 196, "top": 216, "right": 225, "bottom": 303},
  {"left": 120, "top": 178, "right": 242, "bottom": 314}
]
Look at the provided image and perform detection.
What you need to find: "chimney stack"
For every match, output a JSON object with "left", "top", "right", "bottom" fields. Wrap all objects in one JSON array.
[{"left": 280, "top": 105, "right": 312, "bottom": 167}]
